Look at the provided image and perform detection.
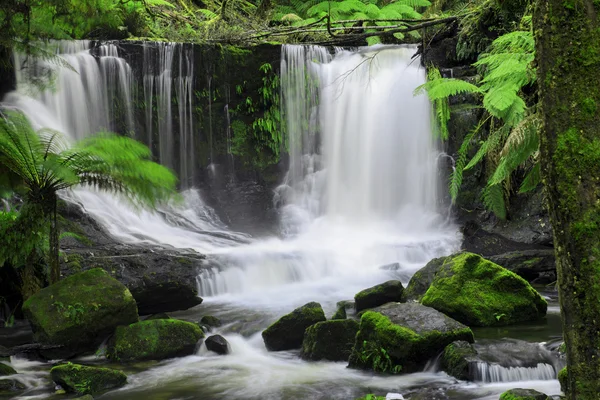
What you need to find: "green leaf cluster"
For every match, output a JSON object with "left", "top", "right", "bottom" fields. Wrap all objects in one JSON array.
[{"left": 415, "top": 25, "right": 539, "bottom": 219}]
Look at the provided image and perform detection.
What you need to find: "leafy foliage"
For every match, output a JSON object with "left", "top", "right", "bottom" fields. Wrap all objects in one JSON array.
[
  {"left": 0, "top": 110, "right": 178, "bottom": 281},
  {"left": 416, "top": 26, "right": 538, "bottom": 218}
]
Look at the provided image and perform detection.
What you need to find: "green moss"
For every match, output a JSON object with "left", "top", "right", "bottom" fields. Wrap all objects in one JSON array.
[
  {"left": 107, "top": 319, "right": 204, "bottom": 362},
  {"left": 354, "top": 396, "right": 386, "bottom": 400},
  {"left": 301, "top": 319, "right": 359, "bottom": 361},
  {"left": 200, "top": 315, "right": 222, "bottom": 327},
  {"left": 331, "top": 305, "right": 347, "bottom": 320},
  {"left": 22, "top": 268, "right": 138, "bottom": 354},
  {"left": 498, "top": 388, "right": 550, "bottom": 400},
  {"left": 262, "top": 302, "right": 326, "bottom": 351},
  {"left": 50, "top": 363, "right": 127, "bottom": 395},
  {"left": 440, "top": 341, "right": 477, "bottom": 380},
  {"left": 421, "top": 252, "right": 547, "bottom": 326},
  {"left": 0, "top": 362, "right": 16, "bottom": 376},
  {"left": 559, "top": 366, "right": 568, "bottom": 393},
  {"left": 354, "top": 280, "right": 404, "bottom": 312}
]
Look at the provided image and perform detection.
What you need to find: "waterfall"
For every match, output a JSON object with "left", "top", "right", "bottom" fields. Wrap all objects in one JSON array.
[
  {"left": 142, "top": 42, "right": 195, "bottom": 187},
  {"left": 2, "top": 41, "right": 248, "bottom": 253},
  {"left": 197, "top": 45, "right": 459, "bottom": 301},
  {"left": 473, "top": 362, "right": 557, "bottom": 383}
]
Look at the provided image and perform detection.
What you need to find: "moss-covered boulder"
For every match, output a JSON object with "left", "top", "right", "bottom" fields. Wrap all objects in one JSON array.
[
  {"left": 420, "top": 253, "right": 547, "bottom": 326},
  {"left": 558, "top": 367, "right": 568, "bottom": 393},
  {"left": 200, "top": 315, "right": 222, "bottom": 328},
  {"left": 440, "top": 340, "right": 478, "bottom": 380},
  {"left": 22, "top": 268, "right": 139, "bottom": 357},
  {"left": 348, "top": 302, "right": 474, "bottom": 373},
  {"left": 50, "top": 363, "right": 127, "bottom": 395},
  {"left": 0, "top": 362, "right": 16, "bottom": 376},
  {"left": 403, "top": 256, "right": 447, "bottom": 301},
  {"left": 331, "top": 305, "right": 346, "bottom": 320},
  {"left": 262, "top": 302, "right": 326, "bottom": 351},
  {"left": 498, "top": 388, "right": 550, "bottom": 400},
  {"left": 301, "top": 319, "right": 359, "bottom": 361},
  {"left": 107, "top": 319, "right": 204, "bottom": 362},
  {"left": 354, "top": 280, "right": 404, "bottom": 312},
  {"left": 0, "top": 378, "right": 25, "bottom": 392}
]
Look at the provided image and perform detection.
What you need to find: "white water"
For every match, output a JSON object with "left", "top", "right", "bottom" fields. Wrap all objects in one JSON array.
[{"left": 1, "top": 42, "right": 561, "bottom": 400}]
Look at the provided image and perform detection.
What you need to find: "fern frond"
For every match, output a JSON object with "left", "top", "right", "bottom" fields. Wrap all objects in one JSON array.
[
  {"left": 519, "top": 162, "right": 541, "bottom": 193},
  {"left": 481, "top": 183, "right": 506, "bottom": 219},
  {"left": 414, "top": 77, "right": 481, "bottom": 100},
  {"left": 464, "top": 122, "right": 504, "bottom": 170}
]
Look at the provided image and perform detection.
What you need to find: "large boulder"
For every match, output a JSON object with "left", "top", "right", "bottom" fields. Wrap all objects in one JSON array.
[
  {"left": 348, "top": 303, "right": 474, "bottom": 373},
  {"left": 262, "top": 302, "right": 326, "bottom": 351},
  {"left": 440, "top": 340, "right": 478, "bottom": 380},
  {"left": 61, "top": 246, "right": 204, "bottom": 315},
  {"left": 301, "top": 319, "right": 359, "bottom": 361},
  {"left": 489, "top": 249, "right": 556, "bottom": 283},
  {"left": 50, "top": 363, "right": 127, "bottom": 395},
  {"left": 421, "top": 253, "right": 547, "bottom": 326},
  {"left": 0, "top": 379, "right": 25, "bottom": 393},
  {"left": 107, "top": 319, "right": 204, "bottom": 362},
  {"left": 403, "top": 257, "right": 447, "bottom": 301},
  {"left": 22, "top": 268, "right": 138, "bottom": 358},
  {"left": 354, "top": 280, "right": 404, "bottom": 312},
  {"left": 498, "top": 388, "right": 550, "bottom": 400}
]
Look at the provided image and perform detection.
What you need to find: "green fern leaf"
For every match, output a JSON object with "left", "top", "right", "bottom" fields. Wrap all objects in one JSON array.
[
  {"left": 519, "top": 162, "right": 541, "bottom": 193},
  {"left": 481, "top": 184, "right": 506, "bottom": 219}
]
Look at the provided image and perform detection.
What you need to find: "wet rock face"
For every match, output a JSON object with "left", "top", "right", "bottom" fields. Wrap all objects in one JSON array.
[
  {"left": 420, "top": 252, "right": 547, "bottom": 327},
  {"left": 22, "top": 268, "right": 139, "bottom": 359},
  {"left": 50, "top": 363, "right": 127, "bottom": 396},
  {"left": 354, "top": 280, "right": 405, "bottom": 312},
  {"left": 262, "top": 302, "right": 326, "bottom": 351},
  {"left": 498, "top": 388, "right": 551, "bottom": 400},
  {"left": 404, "top": 257, "right": 447, "bottom": 302},
  {"left": 107, "top": 319, "right": 204, "bottom": 362},
  {"left": 205, "top": 334, "right": 230, "bottom": 355},
  {"left": 301, "top": 319, "right": 359, "bottom": 362},
  {"left": 348, "top": 302, "right": 474, "bottom": 374},
  {"left": 440, "top": 340, "right": 478, "bottom": 380}
]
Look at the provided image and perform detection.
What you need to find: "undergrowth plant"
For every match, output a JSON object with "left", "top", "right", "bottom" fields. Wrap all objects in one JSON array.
[{"left": 415, "top": 19, "right": 538, "bottom": 219}]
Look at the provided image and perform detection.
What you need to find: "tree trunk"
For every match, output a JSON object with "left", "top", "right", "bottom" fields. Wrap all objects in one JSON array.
[
  {"left": 49, "top": 196, "right": 60, "bottom": 283},
  {"left": 534, "top": 1, "right": 600, "bottom": 398}
]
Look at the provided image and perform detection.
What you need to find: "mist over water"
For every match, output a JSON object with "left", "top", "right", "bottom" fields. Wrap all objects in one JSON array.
[{"left": 1, "top": 42, "right": 561, "bottom": 400}]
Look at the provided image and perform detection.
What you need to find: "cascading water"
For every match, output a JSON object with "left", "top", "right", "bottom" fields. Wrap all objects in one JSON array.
[
  {"left": 1, "top": 42, "right": 562, "bottom": 400},
  {"left": 197, "top": 44, "right": 460, "bottom": 301},
  {"left": 3, "top": 41, "right": 248, "bottom": 253}
]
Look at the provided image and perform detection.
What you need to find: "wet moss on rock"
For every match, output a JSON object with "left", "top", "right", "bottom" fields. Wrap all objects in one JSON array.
[
  {"left": 262, "top": 302, "right": 326, "bottom": 351},
  {"left": 348, "top": 303, "right": 474, "bottom": 374},
  {"left": 0, "top": 362, "right": 16, "bottom": 376},
  {"left": 50, "top": 363, "right": 127, "bottom": 395},
  {"left": 107, "top": 319, "right": 204, "bottom": 362},
  {"left": 301, "top": 319, "right": 359, "bottom": 361},
  {"left": 440, "top": 340, "right": 477, "bottom": 380},
  {"left": 354, "top": 280, "right": 404, "bottom": 312},
  {"left": 421, "top": 252, "right": 547, "bottom": 326},
  {"left": 331, "top": 305, "right": 347, "bottom": 320},
  {"left": 498, "top": 388, "right": 550, "bottom": 400},
  {"left": 22, "top": 268, "right": 139, "bottom": 357}
]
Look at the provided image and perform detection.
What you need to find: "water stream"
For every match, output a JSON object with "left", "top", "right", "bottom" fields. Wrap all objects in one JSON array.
[{"left": 0, "top": 42, "right": 562, "bottom": 399}]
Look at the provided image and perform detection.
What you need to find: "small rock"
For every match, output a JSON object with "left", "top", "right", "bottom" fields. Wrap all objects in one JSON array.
[
  {"left": 0, "top": 362, "right": 17, "bottom": 376},
  {"left": 354, "top": 280, "right": 404, "bottom": 312},
  {"left": 201, "top": 315, "right": 222, "bottom": 328},
  {"left": 301, "top": 319, "right": 359, "bottom": 361},
  {"left": 262, "top": 302, "right": 326, "bottom": 351},
  {"left": 440, "top": 341, "right": 478, "bottom": 380},
  {"left": 50, "top": 363, "right": 126, "bottom": 395},
  {"left": 498, "top": 388, "right": 550, "bottom": 400},
  {"left": 205, "top": 335, "right": 230, "bottom": 355},
  {"left": 379, "top": 263, "right": 400, "bottom": 271},
  {"left": 331, "top": 305, "right": 346, "bottom": 320},
  {"left": 0, "top": 378, "right": 25, "bottom": 392},
  {"left": 107, "top": 319, "right": 204, "bottom": 362}
]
